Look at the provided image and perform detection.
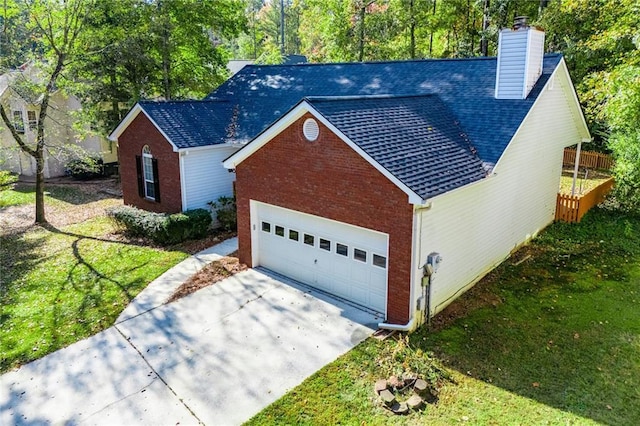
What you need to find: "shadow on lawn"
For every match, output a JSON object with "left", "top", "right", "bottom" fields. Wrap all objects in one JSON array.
[
  {"left": 0, "top": 223, "right": 161, "bottom": 372},
  {"left": 412, "top": 209, "right": 640, "bottom": 425},
  {"left": 13, "top": 179, "right": 119, "bottom": 206}
]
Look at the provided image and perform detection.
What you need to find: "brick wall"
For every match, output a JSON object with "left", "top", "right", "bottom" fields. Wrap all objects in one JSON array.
[
  {"left": 118, "top": 113, "right": 182, "bottom": 213},
  {"left": 235, "top": 113, "right": 414, "bottom": 324}
]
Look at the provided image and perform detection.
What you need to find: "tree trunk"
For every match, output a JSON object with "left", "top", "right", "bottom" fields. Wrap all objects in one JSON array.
[
  {"left": 109, "top": 70, "right": 120, "bottom": 125},
  {"left": 34, "top": 150, "right": 46, "bottom": 223},
  {"left": 162, "top": 25, "right": 171, "bottom": 100},
  {"left": 429, "top": 0, "right": 436, "bottom": 57},
  {"left": 409, "top": 0, "right": 416, "bottom": 59},
  {"left": 358, "top": 3, "right": 366, "bottom": 62},
  {"left": 31, "top": 54, "right": 65, "bottom": 224},
  {"left": 480, "top": 0, "right": 489, "bottom": 56}
]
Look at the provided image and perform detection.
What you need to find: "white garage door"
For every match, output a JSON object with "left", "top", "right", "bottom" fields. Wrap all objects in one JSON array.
[{"left": 252, "top": 202, "right": 388, "bottom": 314}]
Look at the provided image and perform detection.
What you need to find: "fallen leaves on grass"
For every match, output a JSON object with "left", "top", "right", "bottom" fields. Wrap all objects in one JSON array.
[{"left": 166, "top": 255, "right": 246, "bottom": 303}]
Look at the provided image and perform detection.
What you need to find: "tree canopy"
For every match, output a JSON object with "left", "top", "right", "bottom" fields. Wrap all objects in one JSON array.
[{"left": 1, "top": 0, "right": 638, "bottom": 211}]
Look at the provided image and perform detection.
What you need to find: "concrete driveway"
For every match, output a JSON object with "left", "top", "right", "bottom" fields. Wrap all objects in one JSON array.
[{"left": 1, "top": 268, "right": 382, "bottom": 425}]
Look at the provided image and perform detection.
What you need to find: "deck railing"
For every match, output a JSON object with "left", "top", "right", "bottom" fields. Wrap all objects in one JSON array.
[{"left": 555, "top": 178, "right": 615, "bottom": 223}]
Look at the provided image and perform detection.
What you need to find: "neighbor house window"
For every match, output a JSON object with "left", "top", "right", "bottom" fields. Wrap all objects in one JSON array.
[
  {"left": 135, "top": 145, "right": 160, "bottom": 202},
  {"left": 27, "top": 110, "right": 37, "bottom": 130},
  {"left": 12, "top": 110, "right": 24, "bottom": 133}
]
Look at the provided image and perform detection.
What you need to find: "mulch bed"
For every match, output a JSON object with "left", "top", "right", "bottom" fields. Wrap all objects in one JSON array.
[{"left": 165, "top": 254, "right": 246, "bottom": 303}]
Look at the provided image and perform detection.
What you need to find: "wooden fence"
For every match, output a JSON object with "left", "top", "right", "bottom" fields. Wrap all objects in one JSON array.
[
  {"left": 563, "top": 148, "right": 614, "bottom": 170},
  {"left": 555, "top": 177, "right": 615, "bottom": 223}
]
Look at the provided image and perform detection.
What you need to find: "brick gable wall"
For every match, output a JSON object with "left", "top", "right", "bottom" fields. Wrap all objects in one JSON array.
[
  {"left": 118, "top": 113, "right": 182, "bottom": 213},
  {"left": 235, "top": 113, "right": 414, "bottom": 324}
]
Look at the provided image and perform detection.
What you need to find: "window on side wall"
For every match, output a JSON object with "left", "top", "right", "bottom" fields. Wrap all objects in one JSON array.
[
  {"left": 27, "top": 110, "right": 37, "bottom": 130},
  {"left": 136, "top": 145, "right": 161, "bottom": 202},
  {"left": 12, "top": 111, "right": 24, "bottom": 133}
]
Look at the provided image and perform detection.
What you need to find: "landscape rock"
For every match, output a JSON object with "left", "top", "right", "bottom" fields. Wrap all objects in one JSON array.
[
  {"left": 374, "top": 379, "right": 388, "bottom": 394},
  {"left": 414, "top": 378, "right": 428, "bottom": 392},
  {"left": 391, "top": 402, "right": 409, "bottom": 415},
  {"left": 406, "top": 394, "right": 424, "bottom": 410},
  {"left": 379, "top": 389, "right": 396, "bottom": 405}
]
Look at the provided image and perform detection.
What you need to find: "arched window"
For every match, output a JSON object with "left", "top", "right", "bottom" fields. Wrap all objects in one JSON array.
[{"left": 136, "top": 145, "right": 160, "bottom": 202}]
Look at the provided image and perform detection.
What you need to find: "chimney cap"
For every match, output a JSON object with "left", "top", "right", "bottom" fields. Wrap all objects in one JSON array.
[{"left": 513, "top": 16, "right": 529, "bottom": 30}]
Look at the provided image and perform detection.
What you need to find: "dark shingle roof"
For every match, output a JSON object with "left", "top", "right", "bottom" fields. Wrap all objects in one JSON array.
[
  {"left": 209, "top": 54, "right": 562, "bottom": 165},
  {"left": 307, "top": 95, "right": 488, "bottom": 199},
  {"left": 132, "top": 54, "right": 564, "bottom": 200},
  {"left": 138, "top": 100, "right": 235, "bottom": 149}
]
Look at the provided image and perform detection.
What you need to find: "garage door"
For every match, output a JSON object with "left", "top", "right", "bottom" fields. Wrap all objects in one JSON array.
[{"left": 252, "top": 202, "right": 388, "bottom": 314}]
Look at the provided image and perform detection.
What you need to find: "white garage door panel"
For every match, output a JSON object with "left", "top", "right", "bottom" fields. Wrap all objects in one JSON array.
[{"left": 253, "top": 202, "right": 388, "bottom": 314}]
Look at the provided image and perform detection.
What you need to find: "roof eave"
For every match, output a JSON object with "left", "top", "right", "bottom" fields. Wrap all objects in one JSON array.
[{"left": 108, "top": 103, "right": 180, "bottom": 152}]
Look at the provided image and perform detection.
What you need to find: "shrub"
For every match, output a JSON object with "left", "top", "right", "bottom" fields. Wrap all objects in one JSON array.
[
  {"left": 208, "top": 195, "right": 237, "bottom": 231},
  {"left": 0, "top": 171, "right": 18, "bottom": 190},
  {"left": 107, "top": 206, "right": 212, "bottom": 245},
  {"left": 65, "top": 157, "right": 103, "bottom": 180}
]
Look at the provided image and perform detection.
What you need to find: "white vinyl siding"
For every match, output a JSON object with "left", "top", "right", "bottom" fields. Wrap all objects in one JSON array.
[
  {"left": 416, "top": 63, "right": 585, "bottom": 317},
  {"left": 181, "top": 145, "right": 239, "bottom": 211},
  {"left": 495, "top": 28, "right": 545, "bottom": 99}
]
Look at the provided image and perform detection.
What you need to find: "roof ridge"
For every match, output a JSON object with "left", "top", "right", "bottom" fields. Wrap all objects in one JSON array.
[
  {"left": 139, "top": 99, "right": 228, "bottom": 105},
  {"left": 305, "top": 94, "right": 438, "bottom": 102},
  {"left": 240, "top": 53, "right": 562, "bottom": 70}
]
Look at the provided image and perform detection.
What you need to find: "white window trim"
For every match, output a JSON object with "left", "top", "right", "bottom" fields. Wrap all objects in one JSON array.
[{"left": 142, "top": 146, "right": 155, "bottom": 201}]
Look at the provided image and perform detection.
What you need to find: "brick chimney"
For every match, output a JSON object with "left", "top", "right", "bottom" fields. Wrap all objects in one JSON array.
[{"left": 495, "top": 17, "right": 545, "bottom": 100}]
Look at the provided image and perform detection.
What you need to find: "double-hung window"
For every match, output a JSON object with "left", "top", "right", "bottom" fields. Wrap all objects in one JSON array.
[
  {"left": 136, "top": 145, "right": 160, "bottom": 202},
  {"left": 142, "top": 146, "right": 155, "bottom": 200},
  {"left": 12, "top": 111, "right": 24, "bottom": 133},
  {"left": 27, "top": 111, "right": 37, "bottom": 131}
]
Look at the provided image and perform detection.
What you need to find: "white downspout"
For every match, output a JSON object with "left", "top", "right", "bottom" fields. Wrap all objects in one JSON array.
[
  {"left": 377, "top": 201, "right": 432, "bottom": 332},
  {"left": 378, "top": 318, "right": 416, "bottom": 332},
  {"left": 571, "top": 141, "right": 582, "bottom": 196}
]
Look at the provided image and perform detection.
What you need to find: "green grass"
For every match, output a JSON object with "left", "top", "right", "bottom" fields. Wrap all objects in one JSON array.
[
  {"left": 248, "top": 207, "right": 640, "bottom": 425},
  {"left": 0, "top": 217, "right": 188, "bottom": 372},
  {"left": 559, "top": 171, "right": 611, "bottom": 195},
  {"left": 0, "top": 183, "right": 105, "bottom": 208}
]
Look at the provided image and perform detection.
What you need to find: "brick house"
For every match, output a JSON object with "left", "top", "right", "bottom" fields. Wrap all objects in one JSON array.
[{"left": 111, "top": 25, "right": 590, "bottom": 329}]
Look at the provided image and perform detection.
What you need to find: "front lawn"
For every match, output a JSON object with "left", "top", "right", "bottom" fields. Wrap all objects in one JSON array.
[
  {"left": 248, "top": 207, "right": 640, "bottom": 425},
  {"left": 0, "top": 217, "right": 189, "bottom": 373}
]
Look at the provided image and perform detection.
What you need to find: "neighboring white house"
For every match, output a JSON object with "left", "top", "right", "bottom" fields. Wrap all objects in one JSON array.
[{"left": 0, "top": 64, "right": 117, "bottom": 178}]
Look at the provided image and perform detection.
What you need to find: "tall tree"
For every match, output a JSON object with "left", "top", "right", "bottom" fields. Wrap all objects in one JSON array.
[
  {"left": 0, "top": 0, "right": 35, "bottom": 69},
  {"left": 70, "top": 0, "right": 245, "bottom": 134},
  {"left": 0, "top": 0, "right": 92, "bottom": 224},
  {"left": 540, "top": 0, "right": 639, "bottom": 209}
]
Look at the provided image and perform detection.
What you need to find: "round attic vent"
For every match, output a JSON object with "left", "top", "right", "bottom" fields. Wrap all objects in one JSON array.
[{"left": 303, "top": 118, "right": 319, "bottom": 141}]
